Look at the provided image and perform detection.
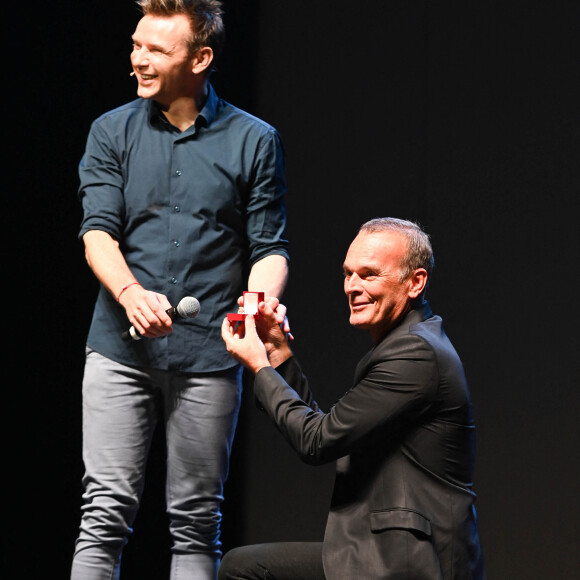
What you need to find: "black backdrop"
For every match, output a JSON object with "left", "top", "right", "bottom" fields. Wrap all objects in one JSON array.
[{"left": 7, "top": 1, "right": 579, "bottom": 578}]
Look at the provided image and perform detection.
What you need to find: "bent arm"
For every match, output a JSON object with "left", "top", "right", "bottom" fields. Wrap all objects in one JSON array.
[
  {"left": 83, "top": 230, "right": 137, "bottom": 299},
  {"left": 83, "top": 229, "right": 172, "bottom": 337},
  {"left": 253, "top": 336, "right": 438, "bottom": 465}
]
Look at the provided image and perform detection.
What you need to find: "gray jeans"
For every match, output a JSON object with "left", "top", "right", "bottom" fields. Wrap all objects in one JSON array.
[{"left": 71, "top": 349, "right": 242, "bottom": 580}]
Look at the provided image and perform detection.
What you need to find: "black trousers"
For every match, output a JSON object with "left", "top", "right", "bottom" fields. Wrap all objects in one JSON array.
[{"left": 218, "top": 542, "right": 326, "bottom": 580}]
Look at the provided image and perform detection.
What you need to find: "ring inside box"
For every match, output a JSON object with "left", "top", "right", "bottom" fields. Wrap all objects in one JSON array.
[{"left": 227, "top": 291, "right": 264, "bottom": 321}]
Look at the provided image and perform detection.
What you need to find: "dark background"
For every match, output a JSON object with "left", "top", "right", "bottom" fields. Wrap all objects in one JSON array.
[{"left": 7, "top": 1, "right": 579, "bottom": 578}]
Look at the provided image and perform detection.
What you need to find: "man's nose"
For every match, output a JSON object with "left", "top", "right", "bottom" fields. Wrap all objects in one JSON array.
[
  {"left": 345, "top": 273, "right": 362, "bottom": 294},
  {"left": 131, "top": 48, "right": 148, "bottom": 67}
]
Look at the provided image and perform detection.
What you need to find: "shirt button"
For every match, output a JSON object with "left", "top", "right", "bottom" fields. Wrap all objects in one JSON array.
[
  {"left": 173, "top": 240, "right": 180, "bottom": 247},
  {"left": 171, "top": 277, "right": 178, "bottom": 284},
  {"left": 173, "top": 205, "right": 181, "bottom": 213},
  {"left": 175, "top": 169, "right": 182, "bottom": 176}
]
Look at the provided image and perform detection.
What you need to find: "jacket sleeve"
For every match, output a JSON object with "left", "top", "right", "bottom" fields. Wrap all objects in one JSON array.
[{"left": 253, "top": 333, "right": 439, "bottom": 465}]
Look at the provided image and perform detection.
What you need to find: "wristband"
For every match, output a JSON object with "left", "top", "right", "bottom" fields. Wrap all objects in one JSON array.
[{"left": 117, "top": 282, "right": 141, "bottom": 302}]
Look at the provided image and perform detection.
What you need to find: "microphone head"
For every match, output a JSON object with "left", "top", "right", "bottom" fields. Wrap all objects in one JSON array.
[{"left": 176, "top": 296, "right": 200, "bottom": 319}]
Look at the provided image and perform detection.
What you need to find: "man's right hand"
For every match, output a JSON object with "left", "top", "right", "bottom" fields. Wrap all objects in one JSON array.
[{"left": 118, "top": 284, "right": 173, "bottom": 338}]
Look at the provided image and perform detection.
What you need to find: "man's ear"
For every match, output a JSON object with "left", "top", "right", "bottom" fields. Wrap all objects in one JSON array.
[
  {"left": 408, "top": 268, "right": 428, "bottom": 299},
  {"left": 192, "top": 46, "right": 214, "bottom": 75}
]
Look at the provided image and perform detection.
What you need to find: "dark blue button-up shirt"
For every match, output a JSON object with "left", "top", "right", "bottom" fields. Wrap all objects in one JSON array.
[{"left": 79, "top": 85, "right": 289, "bottom": 372}]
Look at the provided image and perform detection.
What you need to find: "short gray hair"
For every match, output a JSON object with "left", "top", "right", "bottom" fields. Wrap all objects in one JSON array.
[{"left": 358, "top": 217, "right": 434, "bottom": 283}]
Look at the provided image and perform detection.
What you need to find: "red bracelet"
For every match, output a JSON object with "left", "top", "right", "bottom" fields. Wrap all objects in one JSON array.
[{"left": 117, "top": 282, "right": 141, "bottom": 302}]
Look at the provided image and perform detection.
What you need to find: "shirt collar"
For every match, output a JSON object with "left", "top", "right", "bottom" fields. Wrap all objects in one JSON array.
[
  {"left": 410, "top": 299, "right": 432, "bottom": 321},
  {"left": 146, "top": 83, "right": 218, "bottom": 130},
  {"left": 198, "top": 83, "right": 218, "bottom": 127}
]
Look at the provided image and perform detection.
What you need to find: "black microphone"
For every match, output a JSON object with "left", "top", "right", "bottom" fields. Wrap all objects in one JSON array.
[{"left": 122, "top": 296, "right": 201, "bottom": 341}]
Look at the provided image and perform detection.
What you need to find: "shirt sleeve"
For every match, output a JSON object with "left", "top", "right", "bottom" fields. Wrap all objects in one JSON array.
[
  {"left": 244, "top": 127, "right": 289, "bottom": 267},
  {"left": 77, "top": 118, "right": 126, "bottom": 241}
]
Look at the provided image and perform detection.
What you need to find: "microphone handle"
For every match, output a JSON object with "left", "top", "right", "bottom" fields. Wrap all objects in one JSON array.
[
  {"left": 122, "top": 306, "right": 178, "bottom": 341},
  {"left": 121, "top": 326, "right": 141, "bottom": 341}
]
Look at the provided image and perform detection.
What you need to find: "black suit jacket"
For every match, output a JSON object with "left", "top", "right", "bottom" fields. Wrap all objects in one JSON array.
[{"left": 253, "top": 302, "right": 485, "bottom": 579}]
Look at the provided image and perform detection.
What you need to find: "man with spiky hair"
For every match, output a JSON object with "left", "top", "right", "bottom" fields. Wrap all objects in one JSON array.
[{"left": 71, "top": 1, "right": 289, "bottom": 578}]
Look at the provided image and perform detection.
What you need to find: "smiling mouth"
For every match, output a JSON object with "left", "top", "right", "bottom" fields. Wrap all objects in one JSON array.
[{"left": 140, "top": 74, "right": 157, "bottom": 80}]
